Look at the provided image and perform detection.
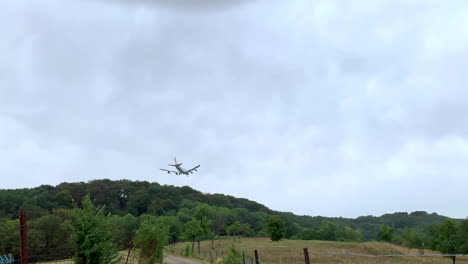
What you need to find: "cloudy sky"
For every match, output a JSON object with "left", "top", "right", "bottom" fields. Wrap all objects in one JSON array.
[{"left": 1, "top": 0, "right": 468, "bottom": 219}]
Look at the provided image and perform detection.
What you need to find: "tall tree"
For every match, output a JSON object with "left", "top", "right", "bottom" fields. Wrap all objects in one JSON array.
[
  {"left": 266, "top": 215, "right": 286, "bottom": 241},
  {"left": 110, "top": 214, "right": 138, "bottom": 249},
  {"left": 182, "top": 219, "right": 204, "bottom": 254},
  {"left": 430, "top": 219, "right": 463, "bottom": 264},
  {"left": 377, "top": 224, "right": 394, "bottom": 242},
  {"left": 133, "top": 217, "right": 169, "bottom": 264},
  {"left": 28, "top": 214, "right": 73, "bottom": 262},
  {"left": 192, "top": 204, "right": 212, "bottom": 254},
  {"left": 70, "top": 195, "right": 120, "bottom": 264}
]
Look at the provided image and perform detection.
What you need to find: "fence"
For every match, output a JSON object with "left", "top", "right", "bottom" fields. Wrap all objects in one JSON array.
[
  {"left": 0, "top": 212, "right": 147, "bottom": 264},
  {"left": 4, "top": 212, "right": 468, "bottom": 264},
  {"left": 168, "top": 246, "right": 468, "bottom": 264}
]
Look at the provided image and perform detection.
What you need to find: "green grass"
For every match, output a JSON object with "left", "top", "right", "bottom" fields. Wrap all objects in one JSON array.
[{"left": 167, "top": 237, "right": 468, "bottom": 264}]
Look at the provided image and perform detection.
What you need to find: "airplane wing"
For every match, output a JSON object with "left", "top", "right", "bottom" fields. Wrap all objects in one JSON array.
[
  {"left": 186, "top": 165, "right": 200, "bottom": 173},
  {"left": 160, "top": 168, "right": 179, "bottom": 174}
]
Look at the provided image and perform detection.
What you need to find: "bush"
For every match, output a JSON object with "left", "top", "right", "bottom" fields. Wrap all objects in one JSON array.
[
  {"left": 184, "top": 243, "right": 190, "bottom": 257},
  {"left": 134, "top": 216, "right": 169, "bottom": 264},
  {"left": 266, "top": 216, "right": 286, "bottom": 241},
  {"left": 70, "top": 195, "right": 120, "bottom": 264},
  {"left": 224, "top": 246, "right": 243, "bottom": 264}
]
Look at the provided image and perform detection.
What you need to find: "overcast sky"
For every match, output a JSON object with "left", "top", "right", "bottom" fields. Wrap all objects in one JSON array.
[{"left": 1, "top": 0, "right": 468, "bottom": 219}]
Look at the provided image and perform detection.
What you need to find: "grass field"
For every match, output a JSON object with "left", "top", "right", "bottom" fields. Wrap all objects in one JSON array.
[
  {"left": 167, "top": 237, "right": 468, "bottom": 264},
  {"left": 33, "top": 250, "right": 142, "bottom": 264}
]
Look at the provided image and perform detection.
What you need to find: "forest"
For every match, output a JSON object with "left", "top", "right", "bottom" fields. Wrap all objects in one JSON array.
[{"left": 0, "top": 179, "right": 467, "bottom": 262}]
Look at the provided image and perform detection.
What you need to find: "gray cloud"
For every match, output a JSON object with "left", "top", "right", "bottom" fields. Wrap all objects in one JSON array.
[
  {"left": 102, "top": 0, "right": 254, "bottom": 11},
  {"left": 1, "top": 0, "right": 468, "bottom": 218}
]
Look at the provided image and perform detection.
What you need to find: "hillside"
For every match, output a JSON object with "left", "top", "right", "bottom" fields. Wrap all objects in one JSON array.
[{"left": 0, "top": 179, "right": 451, "bottom": 242}]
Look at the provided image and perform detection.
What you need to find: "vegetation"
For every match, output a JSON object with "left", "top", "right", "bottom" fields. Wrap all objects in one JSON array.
[
  {"left": 0, "top": 179, "right": 466, "bottom": 263},
  {"left": 266, "top": 215, "right": 286, "bottom": 241},
  {"left": 133, "top": 216, "right": 169, "bottom": 264},
  {"left": 223, "top": 246, "right": 243, "bottom": 264},
  {"left": 429, "top": 219, "right": 468, "bottom": 264},
  {"left": 377, "top": 224, "right": 394, "bottom": 242},
  {"left": 168, "top": 237, "right": 468, "bottom": 264},
  {"left": 70, "top": 194, "right": 121, "bottom": 264}
]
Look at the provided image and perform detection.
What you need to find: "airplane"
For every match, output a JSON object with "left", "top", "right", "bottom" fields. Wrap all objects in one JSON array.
[{"left": 160, "top": 157, "right": 200, "bottom": 176}]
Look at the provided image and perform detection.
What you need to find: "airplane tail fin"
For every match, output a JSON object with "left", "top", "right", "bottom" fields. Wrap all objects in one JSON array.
[{"left": 169, "top": 156, "right": 183, "bottom": 166}]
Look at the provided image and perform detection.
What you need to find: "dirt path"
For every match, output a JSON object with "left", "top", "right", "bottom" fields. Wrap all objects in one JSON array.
[{"left": 163, "top": 254, "right": 203, "bottom": 264}]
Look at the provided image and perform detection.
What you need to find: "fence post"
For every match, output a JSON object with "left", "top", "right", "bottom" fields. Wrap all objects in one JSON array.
[
  {"left": 303, "top": 248, "right": 310, "bottom": 264},
  {"left": 125, "top": 247, "right": 132, "bottom": 264},
  {"left": 254, "top": 250, "right": 259, "bottom": 264},
  {"left": 242, "top": 251, "right": 246, "bottom": 264},
  {"left": 19, "top": 211, "right": 28, "bottom": 264}
]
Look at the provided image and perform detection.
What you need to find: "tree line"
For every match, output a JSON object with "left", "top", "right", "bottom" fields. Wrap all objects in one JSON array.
[{"left": 0, "top": 179, "right": 465, "bottom": 261}]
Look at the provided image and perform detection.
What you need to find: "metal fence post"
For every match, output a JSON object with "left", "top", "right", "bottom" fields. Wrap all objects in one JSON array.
[
  {"left": 303, "top": 248, "right": 310, "bottom": 264},
  {"left": 254, "top": 250, "right": 259, "bottom": 264},
  {"left": 19, "top": 211, "right": 28, "bottom": 264}
]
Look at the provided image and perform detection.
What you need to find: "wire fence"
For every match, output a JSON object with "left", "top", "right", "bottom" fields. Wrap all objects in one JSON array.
[
  {"left": 168, "top": 247, "right": 468, "bottom": 264},
  {"left": 3, "top": 211, "right": 468, "bottom": 264},
  {"left": 0, "top": 212, "right": 147, "bottom": 264}
]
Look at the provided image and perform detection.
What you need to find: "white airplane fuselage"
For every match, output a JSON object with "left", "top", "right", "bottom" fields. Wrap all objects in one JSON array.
[
  {"left": 161, "top": 157, "right": 200, "bottom": 175},
  {"left": 175, "top": 165, "right": 187, "bottom": 174}
]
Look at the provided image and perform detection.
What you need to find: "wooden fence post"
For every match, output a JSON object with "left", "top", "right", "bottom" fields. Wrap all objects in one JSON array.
[
  {"left": 254, "top": 249, "right": 259, "bottom": 264},
  {"left": 19, "top": 211, "right": 28, "bottom": 264},
  {"left": 303, "top": 248, "right": 310, "bottom": 264},
  {"left": 125, "top": 247, "right": 132, "bottom": 264},
  {"left": 242, "top": 251, "right": 246, "bottom": 264}
]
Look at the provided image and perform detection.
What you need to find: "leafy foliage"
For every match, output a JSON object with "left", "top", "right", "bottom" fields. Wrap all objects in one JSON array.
[
  {"left": 224, "top": 246, "right": 243, "bottom": 264},
  {"left": 377, "top": 224, "right": 394, "bottom": 242},
  {"left": 0, "top": 179, "right": 460, "bottom": 249},
  {"left": 133, "top": 216, "right": 169, "bottom": 264},
  {"left": 28, "top": 214, "right": 73, "bottom": 262},
  {"left": 182, "top": 219, "right": 204, "bottom": 253},
  {"left": 266, "top": 215, "right": 286, "bottom": 241},
  {"left": 70, "top": 195, "right": 120, "bottom": 264},
  {"left": 0, "top": 218, "right": 19, "bottom": 254}
]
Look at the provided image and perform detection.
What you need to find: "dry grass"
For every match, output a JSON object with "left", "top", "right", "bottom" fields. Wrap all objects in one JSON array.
[{"left": 167, "top": 237, "right": 468, "bottom": 264}]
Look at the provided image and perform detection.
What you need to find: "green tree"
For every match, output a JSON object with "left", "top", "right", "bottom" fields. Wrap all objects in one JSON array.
[
  {"left": 210, "top": 206, "right": 229, "bottom": 249},
  {"left": 342, "top": 226, "right": 363, "bottom": 242},
  {"left": 224, "top": 246, "right": 243, "bottom": 264},
  {"left": 52, "top": 190, "right": 74, "bottom": 209},
  {"left": 133, "top": 217, "right": 169, "bottom": 264},
  {"left": 110, "top": 214, "right": 139, "bottom": 249},
  {"left": 70, "top": 194, "right": 120, "bottom": 264},
  {"left": 227, "top": 221, "right": 243, "bottom": 237},
  {"left": 182, "top": 219, "right": 204, "bottom": 254},
  {"left": 318, "top": 220, "right": 339, "bottom": 241},
  {"left": 192, "top": 204, "right": 212, "bottom": 255},
  {"left": 29, "top": 214, "right": 73, "bottom": 262},
  {"left": 460, "top": 219, "right": 468, "bottom": 253},
  {"left": 430, "top": 219, "right": 463, "bottom": 264},
  {"left": 399, "top": 228, "right": 425, "bottom": 248},
  {"left": 152, "top": 215, "right": 182, "bottom": 244},
  {"left": 301, "top": 228, "right": 319, "bottom": 240},
  {"left": 377, "top": 224, "right": 394, "bottom": 242},
  {"left": 266, "top": 215, "right": 286, "bottom": 241},
  {"left": 0, "top": 218, "right": 19, "bottom": 254}
]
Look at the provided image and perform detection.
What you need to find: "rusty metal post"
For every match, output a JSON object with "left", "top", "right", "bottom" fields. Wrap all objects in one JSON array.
[
  {"left": 125, "top": 247, "right": 132, "bottom": 264},
  {"left": 19, "top": 211, "right": 28, "bottom": 264},
  {"left": 254, "top": 250, "right": 259, "bottom": 264},
  {"left": 303, "top": 248, "right": 310, "bottom": 264}
]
